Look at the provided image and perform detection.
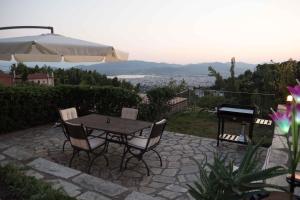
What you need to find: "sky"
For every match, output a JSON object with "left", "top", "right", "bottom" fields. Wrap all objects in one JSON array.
[{"left": 0, "top": 0, "right": 300, "bottom": 64}]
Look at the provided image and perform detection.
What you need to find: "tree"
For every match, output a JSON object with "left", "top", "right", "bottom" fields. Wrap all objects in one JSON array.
[
  {"left": 208, "top": 66, "right": 224, "bottom": 90},
  {"left": 229, "top": 57, "right": 236, "bottom": 91}
]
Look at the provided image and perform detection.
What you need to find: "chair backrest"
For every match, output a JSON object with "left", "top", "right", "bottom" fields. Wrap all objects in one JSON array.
[
  {"left": 59, "top": 107, "right": 78, "bottom": 122},
  {"left": 121, "top": 107, "right": 138, "bottom": 120},
  {"left": 63, "top": 122, "right": 90, "bottom": 150},
  {"left": 147, "top": 119, "right": 167, "bottom": 149}
]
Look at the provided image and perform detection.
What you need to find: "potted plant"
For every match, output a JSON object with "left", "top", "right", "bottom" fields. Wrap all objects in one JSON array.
[
  {"left": 269, "top": 84, "right": 300, "bottom": 193},
  {"left": 188, "top": 141, "right": 287, "bottom": 200}
]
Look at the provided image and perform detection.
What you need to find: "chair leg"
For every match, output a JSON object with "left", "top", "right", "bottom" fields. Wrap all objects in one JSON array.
[
  {"left": 124, "top": 155, "right": 135, "bottom": 169},
  {"left": 62, "top": 140, "right": 68, "bottom": 152},
  {"left": 86, "top": 152, "right": 91, "bottom": 162},
  {"left": 69, "top": 149, "right": 77, "bottom": 167},
  {"left": 88, "top": 151, "right": 109, "bottom": 173},
  {"left": 105, "top": 141, "right": 109, "bottom": 153},
  {"left": 140, "top": 158, "right": 150, "bottom": 176},
  {"left": 88, "top": 154, "right": 99, "bottom": 173},
  {"left": 103, "top": 154, "right": 109, "bottom": 166},
  {"left": 152, "top": 149, "right": 162, "bottom": 167}
]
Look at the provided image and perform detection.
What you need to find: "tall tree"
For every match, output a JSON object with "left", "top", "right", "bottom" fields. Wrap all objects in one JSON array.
[
  {"left": 208, "top": 66, "right": 224, "bottom": 90},
  {"left": 229, "top": 57, "right": 236, "bottom": 91}
]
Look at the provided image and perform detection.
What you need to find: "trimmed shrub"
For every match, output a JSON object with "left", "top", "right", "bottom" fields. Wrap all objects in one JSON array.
[
  {"left": 139, "top": 86, "right": 175, "bottom": 121},
  {"left": 0, "top": 164, "right": 75, "bottom": 200},
  {"left": 0, "top": 85, "right": 140, "bottom": 133}
]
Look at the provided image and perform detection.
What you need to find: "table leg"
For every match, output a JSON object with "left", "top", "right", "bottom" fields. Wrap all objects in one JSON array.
[
  {"left": 249, "top": 123, "right": 254, "bottom": 143},
  {"left": 217, "top": 117, "right": 221, "bottom": 146},
  {"left": 221, "top": 119, "right": 225, "bottom": 137}
]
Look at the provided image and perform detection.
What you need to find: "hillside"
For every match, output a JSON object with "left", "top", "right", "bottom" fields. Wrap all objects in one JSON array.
[
  {"left": 76, "top": 60, "right": 256, "bottom": 77},
  {"left": 0, "top": 60, "right": 256, "bottom": 77}
]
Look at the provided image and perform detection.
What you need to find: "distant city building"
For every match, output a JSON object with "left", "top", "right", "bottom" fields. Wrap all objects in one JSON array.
[
  {"left": 194, "top": 88, "right": 205, "bottom": 97},
  {"left": 27, "top": 73, "right": 54, "bottom": 86}
]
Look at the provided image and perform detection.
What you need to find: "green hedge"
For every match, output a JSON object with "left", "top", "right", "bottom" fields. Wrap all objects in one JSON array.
[
  {"left": 0, "top": 85, "right": 140, "bottom": 133},
  {"left": 0, "top": 164, "right": 75, "bottom": 200}
]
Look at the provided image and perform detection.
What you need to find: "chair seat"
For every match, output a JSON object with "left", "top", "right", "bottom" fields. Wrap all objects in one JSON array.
[
  {"left": 88, "top": 136, "right": 106, "bottom": 150},
  {"left": 128, "top": 136, "right": 148, "bottom": 149}
]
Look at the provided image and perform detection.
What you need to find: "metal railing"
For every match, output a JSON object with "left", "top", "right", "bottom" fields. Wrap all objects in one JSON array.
[{"left": 176, "top": 88, "right": 275, "bottom": 117}]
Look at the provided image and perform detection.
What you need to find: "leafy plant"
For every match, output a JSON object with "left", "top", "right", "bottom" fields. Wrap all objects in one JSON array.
[
  {"left": 139, "top": 86, "right": 175, "bottom": 121},
  {"left": 188, "top": 142, "right": 287, "bottom": 200},
  {"left": 0, "top": 164, "right": 75, "bottom": 200}
]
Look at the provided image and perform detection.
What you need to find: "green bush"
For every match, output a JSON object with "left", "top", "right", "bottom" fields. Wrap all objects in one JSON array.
[
  {"left": 139, "top": 86, "right": 175, "bottom": 121},
  {"left": 0, "top": 85, "right": 140, "bottom": 133},
  {"left": 197, "top": 95, "right": 232, "bottom": 109},
  {"left": 0, "top": 164, "right": 75, "bottom": 200}
]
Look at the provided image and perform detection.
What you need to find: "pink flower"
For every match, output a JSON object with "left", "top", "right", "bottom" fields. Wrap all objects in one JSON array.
[
  {"left": 269, "top": 106, "right": 291, "bottom": 134},
  {"left": 288, "top": 85, "right": 300, "bottom": 103}
]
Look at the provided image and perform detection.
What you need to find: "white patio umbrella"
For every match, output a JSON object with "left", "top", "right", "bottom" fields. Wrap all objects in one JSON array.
[{"left": 0, "top": 27, "right": 128, "bottom": 63}]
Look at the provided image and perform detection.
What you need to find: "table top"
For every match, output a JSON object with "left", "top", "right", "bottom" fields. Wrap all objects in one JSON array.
[
  {"left": 66, "top": 114, "right": 152, "bottom": 135},
  {"left": 219, "top": 107, "right": 254, "bottom": 114}
]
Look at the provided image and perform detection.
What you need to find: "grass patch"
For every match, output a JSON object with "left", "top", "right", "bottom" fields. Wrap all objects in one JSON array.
[
  {"left": 0, "top": 164, "right": 75, "bottom": 200},
  {"left": 166, "top": 109, "right": 274, "bottom": 147}
]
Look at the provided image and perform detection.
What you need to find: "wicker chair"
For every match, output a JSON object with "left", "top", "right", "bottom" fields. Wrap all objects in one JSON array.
[
  {"left": 105, "top": 108, "right": 138, "bottom": 151},
  {"left": 63, "top": 122, "right": 108, "bottom": 173},
  {"left": 123, "top": 119, "right": 167, "bottom": 176}
]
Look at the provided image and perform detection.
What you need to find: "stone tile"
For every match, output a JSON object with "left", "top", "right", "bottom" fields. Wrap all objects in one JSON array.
[
  {"left": 179, "top": 166, "right": 199, "bottom": 175},
  {"left": 165, "top": 184, "right": 188, "bottom": 193},
  {"left": 168, "top": 162, "right": 181, "bottom": 168},
  {"left": 0, "top": 154, "right": 5, "bottom": 161},
  {"left": 185, "top": 174, "right": 198, "bottom": 182},
  {"left": 47, "top": 179, "right": 82, "bottom": 197},
  {"left": 0, "top": 125, "right": 268, "bottom": 199},
  {"left": 3, "top": 146, "right": 33, "bottom": 161},
  {"left": 167, "top": 155, "right": 181, "bottom": 162},
  {"left": 151, "top": 167, "right": 163, "bottom": 175},
  {"left": 177, "top": 175, "right": 186, "bottom": 183},
  {"left": 122, "top": 170, "right": 143, "bottom": 178},
  {"left": 139, "top": 186, "right": 157, "bottom": 194},
  {"left": 0, "top": 142, "right": 9, "bottom": 149},
  {"left": 72, "top": 173, "right": 127, "bottom": 197},
  {"left": 152, "top": 175, "right": 176, "bottom": 184},
  {"left": 158, "top": 190, "right": 181, "bottom": 199},
  {"left": 161, "top": 168, "right": 178, "bottom": 177},
  {"left": 27, "top": 158, "right": 81, "bottom": 179},
  {"left": 148, "top": 181, "right": 166, "bottom": 189},
  {"left": 125, "top": 191, "right": 158, "bottom": 200},
  {"left": 76, "top": 191, "right": 111, "bottom": 200},
  {"left": 25, "top": 169, "right": 44, "bottom": 180}
]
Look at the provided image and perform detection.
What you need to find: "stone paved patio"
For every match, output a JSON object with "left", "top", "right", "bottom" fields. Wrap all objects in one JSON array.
[{"left": 0, "top": 125, "right": 267, "bottom": 200}]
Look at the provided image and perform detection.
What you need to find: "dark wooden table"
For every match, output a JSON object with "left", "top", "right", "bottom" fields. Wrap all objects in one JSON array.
[
  {"left": 66, "top": 114, "right": 152, "bottom": 169},
  {"left": 67, "top": 114, "right": 152, "bottom": 135}
]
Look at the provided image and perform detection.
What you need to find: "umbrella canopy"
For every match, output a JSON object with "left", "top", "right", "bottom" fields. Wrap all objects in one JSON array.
[{"left": 0, "top": 33, "right": 128, "bottom": 62}]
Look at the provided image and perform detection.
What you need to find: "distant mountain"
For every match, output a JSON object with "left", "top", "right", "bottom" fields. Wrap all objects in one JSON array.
[
  {"left": 76, "top": 60, "right": 256, "bottom": 77},
  {"left": 0, "top": 60, "right": 256, "bottom": 77}
]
